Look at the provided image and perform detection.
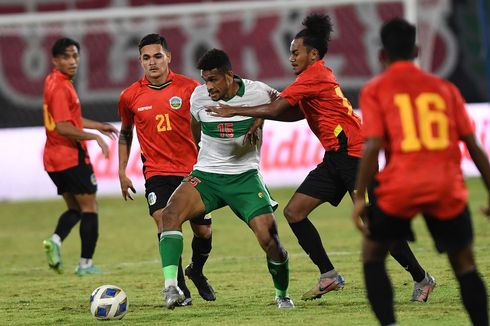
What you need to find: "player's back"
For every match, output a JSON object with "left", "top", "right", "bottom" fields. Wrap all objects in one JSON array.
[{"left": 364, "top": 61, "right": 473, "bottom": 218}]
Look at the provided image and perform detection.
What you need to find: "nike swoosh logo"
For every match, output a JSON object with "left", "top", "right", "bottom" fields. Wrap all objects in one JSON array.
[{"left": 319, "top": 280, "right": 336, "bottom": 292}]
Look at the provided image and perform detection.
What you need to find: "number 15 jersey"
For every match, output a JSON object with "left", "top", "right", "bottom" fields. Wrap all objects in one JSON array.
[
  {"left": 191, "top": 77, "right": 275, "bottom": 174},
  {"left": 118, "top": 72, "right": 199, "bottom": 179},
  {"left": 360, "top": 61, "right": 475, "bottom": 219}
]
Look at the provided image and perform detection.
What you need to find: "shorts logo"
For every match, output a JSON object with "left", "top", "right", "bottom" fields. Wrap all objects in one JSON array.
[
  {"left": 90, "top": 173, "right": 97, "bottom": 186},
  {"left": 258, "top": 192, "right": 264, "bottom": 198},
  {"left": 183, "top": 175, "right": 201, "bottom": 187},
  {"left": 204, "top": 214, "right": 212, "bottom": 220},
  {"left": 169, "top": 96, "right": 182, "bottom": 109},
  {"left": 148, "top": 192, "right": 157, "bottom": 206}
]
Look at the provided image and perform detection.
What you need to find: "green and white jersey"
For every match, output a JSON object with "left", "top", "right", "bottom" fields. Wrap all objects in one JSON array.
[{"left": 191, "top": 77, "right": 277, "bottom": 174}]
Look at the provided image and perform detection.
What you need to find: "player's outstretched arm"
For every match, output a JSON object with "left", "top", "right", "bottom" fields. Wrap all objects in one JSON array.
[
  {"left": 118, "top": 123, "right": 136, "bottom": 201},
  {"left": 56, "top": 121, "right": 110, "bottom": 158},
  {"left": 462, "top": 134, "right": 490, "bottom": 217},
  {"left": 82, "top": 118, "right": 118, "bottom": 140},
  {"left": 206, "top": 97, "right": 292, "bottom": 120}
]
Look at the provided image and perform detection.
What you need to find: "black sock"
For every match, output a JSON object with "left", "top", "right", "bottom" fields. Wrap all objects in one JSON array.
[
  {"left": 289, "top": 218, "right": 334, "bottom": 273},
  {"left": 54, "top": 209, "right": 81, "bottom": 241},
  {"left": 389, "top": 240, "right": 425, "bottom": 282},
  {"left": 79, "top": 212, "right": 98, "bottom": 259},
  {"left": 191, "top": 235, "right": 212, "bottom": 275},
  {"left": 364, "top": 261, "right": 396, "bottom": 326},
  {"left": 177, "top": 256, "right": 191, "bottom": 298},
  {"left": 457, "top": 270, "right": 488, "bottom": 326}
]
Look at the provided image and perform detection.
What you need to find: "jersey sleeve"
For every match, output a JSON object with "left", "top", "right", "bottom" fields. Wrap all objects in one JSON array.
[
  {"left": 190, "top": 87, "right": 202, "bottom": 122},
  {"left": 49, "top": 85, "right": 73, "bottom": 123},
  {"left": 255, "top": 81, "right": 277, "bottom": 104},
  {"left": 359, "top": 83, "right": 385, "bottom": 138},
  {"left": 118, "top": 89, "right": 134, "bottom": 126},
  {"left": 448, "top": 82, "right": 474, "bottom": 137},
  {"left": 279, "top": 76, "right": 316, "bottom": 106}
]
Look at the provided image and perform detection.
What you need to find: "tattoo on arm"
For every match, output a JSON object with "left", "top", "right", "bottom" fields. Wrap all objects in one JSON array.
[{"left": 119, "top": 128, "right": 133, "bottom": 145}]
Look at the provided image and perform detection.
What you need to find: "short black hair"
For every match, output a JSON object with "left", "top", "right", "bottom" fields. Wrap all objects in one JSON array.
[
  {"left": 196, "top": 48, "right": 232, "bottom": 73},
  {"left": 295, "top": 14, "right": 333, "bottom": 58},
  {"left": 138, "top": 33, "right": 169, "bottom": 53},
  {"left": 381, "top": 18, "right": 416, "bottom": 61},
  {"left": 51, "top": 38, "right": 80, "bottom": 57}
]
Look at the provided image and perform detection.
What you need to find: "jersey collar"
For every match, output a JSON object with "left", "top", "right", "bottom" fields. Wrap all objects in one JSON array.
[
  {"left": 142, "top": 70, "right": 174, "bottom": 90},
  {"left": 222, "top": 75, "right": 245, "bottom": 102}
]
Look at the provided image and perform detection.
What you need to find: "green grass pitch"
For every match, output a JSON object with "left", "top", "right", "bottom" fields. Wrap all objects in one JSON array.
[{"left": 0, "top": 178, "right": 488, "bottom": 325}]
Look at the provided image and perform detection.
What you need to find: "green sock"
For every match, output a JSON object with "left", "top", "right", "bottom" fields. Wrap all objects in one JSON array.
[
  {"left": 267, "top": 256, "right": 290, "bottom": 298},
  {"left": 159, "top": 230, "right": 183, "bottom": 286}
]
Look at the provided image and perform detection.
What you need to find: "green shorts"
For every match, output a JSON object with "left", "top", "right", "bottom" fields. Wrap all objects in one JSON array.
[{"left": 185, "top": 169, "right": 278, "bottom": 224}]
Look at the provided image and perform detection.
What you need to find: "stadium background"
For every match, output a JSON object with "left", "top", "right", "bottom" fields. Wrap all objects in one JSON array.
[
  {"left": 0, "top": 0, "right": 489, "bottom": 200},
  {"left": 0, "top": 0, "right": 488, "bottom": 128}
]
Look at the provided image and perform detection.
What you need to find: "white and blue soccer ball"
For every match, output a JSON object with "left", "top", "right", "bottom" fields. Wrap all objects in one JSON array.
[{"left": 90, "top": 285, "right": 128, "bottom": 320}]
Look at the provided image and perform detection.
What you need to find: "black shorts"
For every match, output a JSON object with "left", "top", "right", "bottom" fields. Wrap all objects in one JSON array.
[
  {"left": 296, "top": 151, "right": 359, "bottom": 206},
  {"left": 366, "top": 201, "right": 474, "bottom": 254},
  {"left": 48, "top": 163, "right": 97, "bottom": 195},
  {"left": 145, "top": 175, "right": 211, "bottom": 225}
]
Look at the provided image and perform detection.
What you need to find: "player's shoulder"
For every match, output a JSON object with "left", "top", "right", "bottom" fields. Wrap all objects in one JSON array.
[
  {"left": 119, "top": 79, "right": 142, "bottom": 100},
  {"left": 242, "top": 78, "right": 274, "bottom": 94},
  {"left": 171, "top": 72, "right": 200, "bottom": 87},
  {"left": 191, "top": 84, "right": 209, "bottom": 101}
]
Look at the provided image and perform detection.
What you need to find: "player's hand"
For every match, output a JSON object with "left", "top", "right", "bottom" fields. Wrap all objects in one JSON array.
[
  {"left": 98, "top": 122, "right": 119, "bottom": 141},
  {"left": 206, "top": 104, "right": 236, "bottom": 117},
  {"left": 96, "top": 136, "right": 110, "bottom": 158},
  {"left": 119, "top": 175, "right": 136, "bottom": 201},
  {"left": 352, "top": 197, "right": 368, "bottom": 235},
  {"left": 244, "top": 118, "right": 264, "bottom": 145},
  {"left": 481, "top": 196, "right": 490, "bottom": 218}
]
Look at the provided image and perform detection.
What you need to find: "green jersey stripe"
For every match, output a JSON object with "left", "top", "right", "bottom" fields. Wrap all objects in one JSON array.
[{"left": 201, "top": 118, "right": 256, "bottom": 138}]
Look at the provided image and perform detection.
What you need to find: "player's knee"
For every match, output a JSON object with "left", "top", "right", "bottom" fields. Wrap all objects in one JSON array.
[
  {"left": 161, "top": 205, "right": 184, "bottom": 228},
  {"left": 448, "top": 246, "right": 476, "bottom": 275},
  {"left": 283, "top": 205, "right": 303, "bottom": 223},
  {"left": 193, "top": 224, "right": 212, "bottom": 239}
]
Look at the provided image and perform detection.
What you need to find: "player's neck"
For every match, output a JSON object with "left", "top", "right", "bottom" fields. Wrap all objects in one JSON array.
[
  {"left": 223, "top": 81, "right": 240, "bottom": 101},
  {"left": 147, "top": 72, "right": 169, "bottom": 86}
]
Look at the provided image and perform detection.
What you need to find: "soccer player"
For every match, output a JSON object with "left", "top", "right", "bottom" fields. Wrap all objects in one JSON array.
[
  {"left": 207, "top": 14, "right": 435, "bottom": 302},
  {"left": 159, "top": 48, "right": 293, "bottom": 310},
  {"left": 42, "top": 37, "right": 118, "bottom": 276},
  {"left": 352, "top": 18, "right": 490, "bottom": 326},
  {"left": 118, "top": 34, "right": 215, "bottom": 306}
]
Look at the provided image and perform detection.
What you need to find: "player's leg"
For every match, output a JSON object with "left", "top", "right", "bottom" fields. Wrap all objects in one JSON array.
[
  {"left": 287, "top": 152, "right": 346, "bottom": 300},
  {"left": 74, "top": 192, "right": 100, "bottom": 276},
  {"left": 345, "top": 157, "right": 435, "bottom": 302},
  {"left": 145, "top": 176, "right": 194, "bottom": 306},
  {"left": 424, "top": 208, "right": 488, "bottom": 325},
  {"left": 186, "top": 217, "right": 216, "bottom": 301},
  {"left": 249, "top": 213, "right": 293, "bottom": 308},
  {"left": 362, "top": 201, "right": 413, "bottom": 325},
  {"left": 160, "top": 180, "right": 207, "bottom": 309}
]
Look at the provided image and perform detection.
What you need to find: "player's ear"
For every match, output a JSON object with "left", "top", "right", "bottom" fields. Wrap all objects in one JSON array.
[
  {"left": 51, "top": 56, "right": 59, "bottom": 68},
  {"left": 378, "top": 49, "right": 387, "bottom": 66},
  {"left": 166, "top": 51, "right": 172, "bottom": 64},
  {"left": 412, "top": 46, "right": 419, "bottom": 60}
]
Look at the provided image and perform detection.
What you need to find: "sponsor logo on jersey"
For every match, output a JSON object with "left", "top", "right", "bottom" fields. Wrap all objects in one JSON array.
[
  {"left": 90, "top": 173, "right": 97, "bottom": 185},
  {"left": 137, "top": 105, "right": 153, "bottom": 112},
  {"left": 169, "top": 96, "right": 182, "bottom": 109},
  {"left": 148, "top": 192, "right": 157, "bottom": 206}
]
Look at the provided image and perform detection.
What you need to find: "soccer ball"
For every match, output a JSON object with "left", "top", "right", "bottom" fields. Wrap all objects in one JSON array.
[{"left": 89, "top": 285, "right": 128, "bottom": 320}]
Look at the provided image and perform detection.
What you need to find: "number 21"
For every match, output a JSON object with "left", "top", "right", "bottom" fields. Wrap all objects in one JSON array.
[
  {"left": 156, "top": 114, "right": 172, "bottom": 132},
  {"left": 394, "top": 93, "right": 449, "bottom": 152}
]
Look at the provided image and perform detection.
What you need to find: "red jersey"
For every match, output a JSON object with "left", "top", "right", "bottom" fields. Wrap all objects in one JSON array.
[
  {"left": 43, "top": 69, "right": 90, "bottom": 172},
  {"left": 118, "top": 71, "right": 199, "bottom": 179},
  {"left": 360, "top": 61, "right": 474, "bottom": 219},
  {"left": 280, "top": 60, "right": 363, "bottom": 157}
]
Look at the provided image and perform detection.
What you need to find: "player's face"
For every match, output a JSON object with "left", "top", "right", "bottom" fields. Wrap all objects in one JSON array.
[
  {"left": 139, "top": 44, "right": 171, "bottom": 84},
  {"left": 201, "top": 68, "right": 234, "bottom": 101},
  {"left": 52, "top": 45, "right": 79, "bottom": 78},
  {"left": 289, "top": 38, "right": 315, "bottom": 75}
]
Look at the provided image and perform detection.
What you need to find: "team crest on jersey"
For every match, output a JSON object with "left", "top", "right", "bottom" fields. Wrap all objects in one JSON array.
[
  {"left": 148, "top": 192, "right": 157, "bottom": 206},
  {"left": 90, "top": 173, "right": 97, "bottom": 186},
  {"left": 169, "top": 96, "right": 182, "bottom": 109}
]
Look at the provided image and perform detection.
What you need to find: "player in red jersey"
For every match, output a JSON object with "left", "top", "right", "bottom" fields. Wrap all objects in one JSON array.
[
  {"left": 208, "top": 14, "right": 434, "bottom": 302},
  {"left": 118, "top": 34, "right": 215, "bottom": 306},
  {"left": 352, "top": 18, "right": 490, "bottom": 326},
  {"left": 42, "top": 38, "right": 118, "bottom": 276}
]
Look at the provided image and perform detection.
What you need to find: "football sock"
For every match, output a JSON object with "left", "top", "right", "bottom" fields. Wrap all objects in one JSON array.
[
  {"left": 364, "top": 261, "right": 396, "bottom": 326},
  {"left": 54, "top": 209, "right": 81, "bottom": 241},
  {"left": 289, "top": 218, "right": 334, "bottom": 273},
  {"left": 79, "top": 212, "right": 98, "bottom": 259},
  {"left": 267, "top": 255, "right": 290, "bottom": 298},
  {"left": 457, "top": 269, "right": 489, "bottom": 326},
  {"left": 389, "top": 240, "right": 425, "bottom": 282},
  {"left": 191, "top": 235, "right": 212, "bottom": 274},
  {"left": 50, "top": 234, "right": 61, "bottom": 246},
  {"left": 160, "top": 230, "right": 183, "bottom": 288},
  {"left": 177, "top": 257, "right": 191, "bottom": 298},
  {"left": 79, "top": 258, "right": 93, "bottom": 268}
]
